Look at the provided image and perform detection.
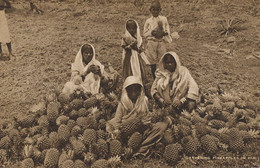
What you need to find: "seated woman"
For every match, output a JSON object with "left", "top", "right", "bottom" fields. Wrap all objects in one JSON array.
[
  {"left": 106, "top": 75, "right": 170, "bottom": 156},
  {"left": 151, "top": 52, "right": 199, "bottom": 113},
  {"left": 106, "top": 75, "right": 149, "bottom": 131},
  {"left": 61, "top": 43, "right": 118, "bottom": 99}
]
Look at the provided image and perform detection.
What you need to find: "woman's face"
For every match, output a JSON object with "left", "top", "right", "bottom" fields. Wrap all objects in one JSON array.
[
  {"left": 82, "top": 45, "right": 93, "bottom": 64},
  {"left": 126, "top": 84, "right": 142, "bottom": 103},
  {"left": 163, "top": 54, "right": 177, "bottom": 73},
  {"left": 126, "top": 21, "right": 137, "bottom": 37}
]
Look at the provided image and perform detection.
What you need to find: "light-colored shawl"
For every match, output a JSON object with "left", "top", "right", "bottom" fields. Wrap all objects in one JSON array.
[
  {"left": 155, "top": 52, "right": 199, "bottom": 103},
  {"left": 71, "top": 44, "right": 104, "bottom": 94},
  {"left": 122, "top": 19, "right": 149, "bottom": 79},
  {"left": 107, "top": 76, "right": 149, "bottom": 129}
]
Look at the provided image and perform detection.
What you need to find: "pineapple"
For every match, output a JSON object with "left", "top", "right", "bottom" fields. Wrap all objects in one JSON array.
[
  {"left": 181, "top": 136, "right": 200, "bottom": 156},
  {"left": 69, "top": 98, "right": 84, "bottom": 111},
  {"left": 29, "top": 126, "right": 42, "bottom": 136},
  {"left": 70, "top": 137, "right": 86, "bottom": 156},
  {"left": 108, "top": 155, "right": 123, "bottom": 168},
  {"left": 194, "top": 123, "right": 210, "bottom": 138},
  {"left": 74, "top": 159, "right": 87, "bottom": 168},
  {"left": 66, "top": 119, "right": 77, "bottom": 131},
  {"left": 84, "top": 152, "right": 96, "bottom": 165},
  {"left": 236, "top": 99, "right": 247, "bottom": 109},
  {"left": 58, "top": 150, "right": 73, "bottom": 167},
  {"left": 58, "top": 93, "right": 71, "bottom": 105},
  {"left": 208, "top": 119, "right": 226, "bottom": 129},
  {"left": 71, "top": 125, "right": 83, "bottom": 137},
  {"left": 191, "top": 114, "right": 207, "bottom": 125},
  {"left": 200, "top": 135, "right": 219, "bottom": 157},
  {"left": 44, "top": 148, "right": 60, "bottom": 168},
  {"left": 96, "top": 138, "right": 109, "bottom": 159},
  {"left": 222, "top": 102, "right": 235, "bottom": 113},
  {"left": 109, "top": 139, "right": 123, "bottom": 157},
  {"left": 37, "top": 135, "right": 51, "bottom": 151},
  {"left": 78, "top": 108, "right": 90, "bottom": 117},
  {"left": 76, "top": 117, "right": 89, "bottom": 130},
  {"left": 119, "top": 118, "right": 143, "bottom": 137},
  {"left": 84, "top": 96, "right": 99, "bottom": 109},
  {"left": 60, "top": 159, "right": 74, "bottom": 168},
  {"left": 58, "top": 124, "right": 70, "bottom": 143},
  {"left": 83, "top": 129, "right": 97, "bottom": 146},
  {"left": 179, "top": 116, "right": 192, "bottom": 126},
  {"left": 38, "top": 115, "right": 49, "bottom": 128},
  {"left": 0, "top": 149, "right": 7, "bottom": 165},
  {"left": 47, "top": 101, "right": 60, "bottom": 123},
  {"left": 229, "top": 138, "right": 244, "bottom": 153},
  {"left": 49, "top": 131, "right": 60, "bottom": 149},
  {"left": 97, "top": 129, "right": 108, "bottom": 140},
  {"left": 21, "top": 158, "right": 34, "bottom": 168},
  {"left": 17, "top": 114, "right": 36, "bottom": 128},
  {"left": 56, "top": 115, "right": 70, "bottom": 126},
  {"left": 163, "top": 143, "right": 183, "bottom": 166},
  {"left": 91, "top": 159, "right": 108, "bottom": 168},
  {"left": 128, "top": 132, "right": 143, "bottom": 151},
  {"left": 69, "top": 110, "right": 79, "bottom": 120}
]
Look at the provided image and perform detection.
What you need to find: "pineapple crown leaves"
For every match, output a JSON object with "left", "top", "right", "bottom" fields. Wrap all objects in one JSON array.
[
  {"left": 181, "top": 110, "right": 192, "bottom": 120},
  {"left": 23, "top": 144, "right": 34, "bottom": 158},
  {"left": 108, "top": 155, "right": 123, "bottom": 168},
  {"left": 218, "top": 127, "right": 229, "bottom": 134},
  {"left": 248, "top": 129, "right": 260, "bottom": 139}
]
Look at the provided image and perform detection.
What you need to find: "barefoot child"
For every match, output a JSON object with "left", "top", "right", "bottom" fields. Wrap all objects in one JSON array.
[
  {"left": 143, "top": 0, "right": 172, "bottom": 78},
  {"left": 0, "top": 0, "right": 12, "bottom": 59},
  {"left": 121, "top": 19, "right": 148, "bottom": 83},
  {"left": 151, "top": 52, "right": 199, "bottom": 113}
]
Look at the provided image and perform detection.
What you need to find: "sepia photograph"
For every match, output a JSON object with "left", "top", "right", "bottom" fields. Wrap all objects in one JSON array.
[{"left": 0, "top": 0, "right": 259, "bottom": 167}]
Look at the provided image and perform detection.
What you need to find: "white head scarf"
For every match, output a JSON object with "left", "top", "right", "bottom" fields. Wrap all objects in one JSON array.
[
  {"left": 122, "top": 20, "right": 149, "bottom": 80},
  {"left": 120, "top": 76, "right": 148, "bottom": 121},
  {"left": 71, "top": 43, "right": 104, "bottom": 78},
  {"left": 156, "top": 52, "right": 181, "bottom": 91}
]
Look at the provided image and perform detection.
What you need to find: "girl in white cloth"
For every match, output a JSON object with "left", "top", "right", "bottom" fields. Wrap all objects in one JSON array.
[
  {"left": 0, "top": 0, "right": 12, "bottom": 59},
  {"left": 61, "top": 43, "right": 105, "bottom": 97},
  {"left": 121, "top": 19, "right": 149, "bottom": 84},
  {"left": 151, "top": 52, "right": 199, "bottom": 112}
]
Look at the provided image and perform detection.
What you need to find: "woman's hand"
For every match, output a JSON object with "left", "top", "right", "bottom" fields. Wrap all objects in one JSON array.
[
  {"left": 187, "top": 99, "right": 196, "bottom": 112},
  {"left": 172, "top": 99, "right": 182, "bottom": 109}
]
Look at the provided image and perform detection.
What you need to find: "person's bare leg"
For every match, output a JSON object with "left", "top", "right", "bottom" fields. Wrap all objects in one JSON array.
[
  {"left": 0, "top": 43, "right": 3, "bottom": 58},
  {"left": 7, "top": 42, "right": 13, "bottom": 56}
]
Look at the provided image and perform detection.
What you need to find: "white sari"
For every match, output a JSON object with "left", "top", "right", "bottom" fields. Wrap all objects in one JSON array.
[{"left": 62, "top": 44, "right": 104, "bottom": 96}]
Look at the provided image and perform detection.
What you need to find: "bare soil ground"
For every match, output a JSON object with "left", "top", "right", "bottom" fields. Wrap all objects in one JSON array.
[{"left": 0, "top": 0, "right": 259, "bottom": 167}]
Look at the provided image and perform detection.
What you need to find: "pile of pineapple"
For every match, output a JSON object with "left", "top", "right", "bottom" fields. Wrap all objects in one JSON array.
[
  {"left": 162, "top": 88, "right": 260, "bottom": 166},
  {"left": 0, "top": 87, "right": 259, "bottom": 167}
]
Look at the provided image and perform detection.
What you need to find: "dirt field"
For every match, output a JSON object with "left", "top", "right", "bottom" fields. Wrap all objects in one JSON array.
[{"left": 0, "top": 0, "right": 259, "bottom": 167}]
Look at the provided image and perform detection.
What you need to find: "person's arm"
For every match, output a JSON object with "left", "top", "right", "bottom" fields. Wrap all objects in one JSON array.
[
  {"left": 143, "top": 20, "right": 153, "bottom": 38},
  {"left": 107, "top": 102, "right": 124, "bottom": 131},
  {"left": 151, "top": 77, "right": 165, "bottom": 108}
]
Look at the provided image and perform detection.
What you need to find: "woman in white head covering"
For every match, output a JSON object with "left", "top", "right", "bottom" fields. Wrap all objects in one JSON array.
[
  {"left": 106, "top": 75, "right": 149, "bottom": 131},
  {"left": 151, "top": 52, "right": 199, "bottom": 112},
  {"left": 121, "top": 19, "right": 149, "bottom": 84},
  {"left": 61, "top": 43, "right": 109, "bottom": 97}
]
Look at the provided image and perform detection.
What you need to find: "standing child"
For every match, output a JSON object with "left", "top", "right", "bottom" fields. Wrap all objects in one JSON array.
[
  {"left": 143, "top": 0, "right": 172, "bottom": 79},
  {"left": 0, "top": 0, "right": 12, "bottom": 60},
  {"left": 121, "top": 19, "right": 148, "bottom": 83}
]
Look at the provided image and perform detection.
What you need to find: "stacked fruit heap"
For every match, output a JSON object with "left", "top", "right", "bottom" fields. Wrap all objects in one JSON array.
[{"left": 0, "top": 87, "right": 259, "bottom": 167}]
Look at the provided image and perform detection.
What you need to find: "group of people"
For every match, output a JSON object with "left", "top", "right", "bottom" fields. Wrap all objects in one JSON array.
[{"left": 61, "top": 0, "right": 200, "bottom": 156}]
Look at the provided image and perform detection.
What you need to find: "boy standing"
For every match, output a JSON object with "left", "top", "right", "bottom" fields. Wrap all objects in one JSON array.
[
  {"left": 143, "top": 0, "right": 172, "bottom": 79},
  {"left": 0, "top": 0, "right": 12, "bottom": 60}
]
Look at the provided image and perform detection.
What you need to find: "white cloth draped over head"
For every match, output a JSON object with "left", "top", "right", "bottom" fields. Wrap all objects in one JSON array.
[
  {"left": 107, "top": 76, "right": 149, "bottom": 130},
  {"left": 62, "top": 44, "right": 105, "bottom": 96},
  {"left": 152, "top": 52, "right": 199, "bottom": 103},
  {"left": 0, "top": 10, "right": 11, "bottom": 43},
  {"left": 122, "top": 19, "right": 149, "bottom": 78}
]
